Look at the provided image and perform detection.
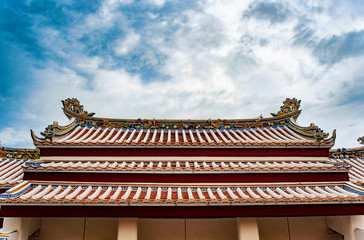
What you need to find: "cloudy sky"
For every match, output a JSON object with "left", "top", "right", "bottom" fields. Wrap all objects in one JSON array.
[{"left": 1, "top": 0, "right": 364, "bottom": 149}]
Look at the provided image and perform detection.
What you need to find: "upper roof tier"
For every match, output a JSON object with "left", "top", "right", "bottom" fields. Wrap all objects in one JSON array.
[{"left": 31, "top": 98, "right": 335, "bottom": 148}]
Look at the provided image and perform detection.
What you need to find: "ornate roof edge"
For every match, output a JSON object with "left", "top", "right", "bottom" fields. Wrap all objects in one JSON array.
[{"left": 31, "top": 118, "right": 78, "bottom": 142}]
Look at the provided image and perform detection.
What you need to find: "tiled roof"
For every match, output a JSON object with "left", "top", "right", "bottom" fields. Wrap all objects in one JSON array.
[
  {"left": 0, "top": 159, "right": 24, "bottom": 187},
  {"left": 31, "top": 98, "right": 336, "bottom": 147},
  {"left": 35, "top": 126, "right": 333, "bottom": 147},
  {"left": 1, "top": 181, "right": 362, "bottom": 206},
  {"left": 24, "top": 160, "right": 346, "bottom": 174}
]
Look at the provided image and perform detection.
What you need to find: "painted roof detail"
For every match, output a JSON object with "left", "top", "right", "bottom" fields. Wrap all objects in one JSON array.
[
  {"left": 0, "top": 147, "right": 39, "bottom": 160},
  {"left": 31, "top": 98, "right": 335, "bottom": 146},
  {"left": 0, "top": 159, "right": 24, "bottom": 187},
  {"left": 1, "top": 182, "right": 362, "bottom": 206},
  {"left": 24, "top": 160, "right": 347, "bottom": 174}
]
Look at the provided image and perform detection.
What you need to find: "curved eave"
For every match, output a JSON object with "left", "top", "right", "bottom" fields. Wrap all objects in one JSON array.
[
  {"left": 31, "top": 129, "right": 44, "bottom": 143},
  {"left": 63, "top": 107, "right": 302, "bottom": 124},
  {"left": 31, "top": 118, "right": 79, "bottom": 144},
  {"left": 287, "top": 118, "right": 335, "bottom": 146}
]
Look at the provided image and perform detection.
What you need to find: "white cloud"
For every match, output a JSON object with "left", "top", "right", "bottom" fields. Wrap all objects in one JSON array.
[
  {"left": 147, "top": 0, "right": 166, "bottom": 7},
  {"left": 0, "top": 128, "right": 32, "bottom": 148},
  {"left": 3, "top": 0, "right": 364, "bottom": 149},
  {"left": 114, "top": 31, "right": 141, "bottom": 56}
]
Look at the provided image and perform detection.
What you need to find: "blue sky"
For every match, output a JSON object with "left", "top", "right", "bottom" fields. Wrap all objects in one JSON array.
[{"left": 1, "top": 0, "right": 364, "bottom": 148}]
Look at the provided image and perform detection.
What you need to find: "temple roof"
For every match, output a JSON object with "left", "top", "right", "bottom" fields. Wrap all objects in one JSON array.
[
  {"left": 31, "top": 98, "right": 335, "bottom": 148},
  {"left": 0, "top": 145, "right": 363, "bottom": 212}
]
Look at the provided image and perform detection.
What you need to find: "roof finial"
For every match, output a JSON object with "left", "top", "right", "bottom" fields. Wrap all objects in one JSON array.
[
  {"left": 271, "top": 98, "right": 301, "bottom": 117},
  {"left": 62, "top": 98, "right": 95, "bottom": 116}
]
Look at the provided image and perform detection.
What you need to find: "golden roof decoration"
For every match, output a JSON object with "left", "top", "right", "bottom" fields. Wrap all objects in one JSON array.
[
  {"left": 271, "top": 98, "right": 301, "bottom": 117},
  {"left": 62, "top": 98, "right": 95, "bottom": 117}
]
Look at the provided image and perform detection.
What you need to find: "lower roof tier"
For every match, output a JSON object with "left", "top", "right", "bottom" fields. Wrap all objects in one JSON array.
[
  {"left": 25, "top": 159, "right": 347, "bottom": 174},
  {"left": 1, "top": 181, "right": 363, "bottom": 206},
  {"left": 23, "top": 159, "right": 349, "bottom": 183}
]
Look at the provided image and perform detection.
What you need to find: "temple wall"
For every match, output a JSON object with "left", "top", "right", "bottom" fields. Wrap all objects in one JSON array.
[
  {"left": 186, "top": 218, "right": 237, "bottom": 240},
  {"left": 85, "top": 218, "right": 118, "bottom": 240},
  {"left": 138, "top": 218, "right": 237, "bottom": 240},
  {"left": 40, "top": 217, "right": 85, "bottom": 240},
  {"left": 2, "top": 217, "right": 40, "bottom": 240},
  {"left": 258, "top": 217, "right": 343, "bottom": 240},
  {"left": 2, "top": 216, "right": 357, "bottom": 240},
  {"left": 40, "top": 217, "right": 118, "bottom": 240},
  {"left": 138, "top": 219, "right": 185, "bottom": 240}
]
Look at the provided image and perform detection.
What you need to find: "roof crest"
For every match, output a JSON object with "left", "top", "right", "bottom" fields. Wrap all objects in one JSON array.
[{"left": 60, "top": 98, "right": 302, "bottom": 130}]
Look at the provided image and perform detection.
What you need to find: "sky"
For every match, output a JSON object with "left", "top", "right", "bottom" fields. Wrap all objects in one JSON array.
[{"left": 1, "top": 0, "right": 364, "bottom": 149}]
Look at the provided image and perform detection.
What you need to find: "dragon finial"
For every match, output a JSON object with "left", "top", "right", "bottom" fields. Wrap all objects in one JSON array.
[
  {"left": 358, "top": 136, "right": 364, "bottom": 145},
  {"left": 62, "top": 98, "right": 94, "bottom": 116},
  {"left": 271, "top": 98, "right": 301, "bottom": 117}
]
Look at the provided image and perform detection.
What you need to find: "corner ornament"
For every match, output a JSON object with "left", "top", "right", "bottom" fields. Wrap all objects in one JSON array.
[
  {"left": 62, "top": 98, "right": 94, "bottom": 116},
  {"left": 358, "top": 136, "right": 364, "bottom": 145},
  {"left": 271, "top": 98, "right": 301, "bottom": 117}
]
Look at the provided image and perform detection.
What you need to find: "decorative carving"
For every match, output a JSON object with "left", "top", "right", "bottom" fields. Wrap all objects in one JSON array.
[
  {"left": 40, "top": 124, "right": 56, "bottom": 140},
  {"left": 358, "top": 136, "right": 364, "bottom": 145},
  {"left": 271, "top": 98, "right": 301, "bottom": 117},
  {"left": 62, "top": 98, "right": 94, "bottom": 116},
  {"left": 0, "top": 147, "right": 39, "bottom": 159},
  {"left": 39, "top": 122, "right": 65, "bottom": 141},
  {"left": 309, "top": 123, "right": 329, "bottom": 141}
]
